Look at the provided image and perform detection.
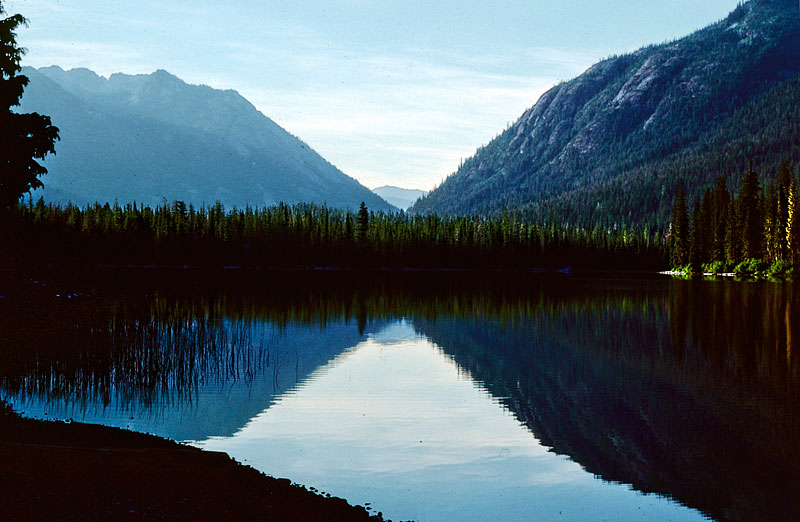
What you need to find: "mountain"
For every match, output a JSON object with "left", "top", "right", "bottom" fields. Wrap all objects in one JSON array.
[
  {"left": 17, "top": 66, "right": 394, "bottom": 211},
  {"left": 371, "top": 185, "right": 427, "bottom": 210},
  {"left": 412, "top": 0, "right": 800, "bottom": 228}
]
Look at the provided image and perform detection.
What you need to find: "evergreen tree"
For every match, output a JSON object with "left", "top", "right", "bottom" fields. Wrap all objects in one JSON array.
[
  {"left": 697, "top": 189, "right": 713, "bottom": 263},
  {"left": 670, "top": 181, "right": 690, "bottom": 268},
  {"left": 788, "top": 175, "right": 799, "bottom": 264},
  {"left": 724, "top": 194, "right": 740, "bottom": 265},
  {"left": 776, "top": 162, "right": 792, "bottom": 261},
  {"left": 689, "top": 200, "right": 703, "bottom": 267},
  {"left": 356, "top": 201, "right": 369, "bottom": 243},
  {"left": 711, "top": 176, "right": 729, "bottom": 263},
  {"left": 764, "top": 181, "right": 778, "bottom": 263},
  {"left": 738, "top": 166, "right": 763, "bottom": 260},
  {"left": 0, "top": 1, "right": 59, "bottom": 210},
  {"left": 344, "top": 212, "right": 354, "bottom": 244}
]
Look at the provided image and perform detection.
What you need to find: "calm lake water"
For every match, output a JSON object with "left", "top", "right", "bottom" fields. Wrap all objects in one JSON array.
[{"left": 2, "top": 271, "right": 799, "bottom": 521}]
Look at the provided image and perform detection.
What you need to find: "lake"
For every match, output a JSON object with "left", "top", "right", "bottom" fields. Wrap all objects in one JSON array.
[{"left": 1, "top": 271, "right": 798, "bottom": 521}]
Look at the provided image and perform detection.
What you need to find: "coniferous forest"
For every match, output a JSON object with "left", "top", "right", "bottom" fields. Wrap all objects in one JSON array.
[
  {"left": 669, "top": 161, "right": 800, "bottom": 275},
  {"left": 6, "top": 156, "right": 800, "bottom": 276},
  {"left": 3, "top": 199, "right": 665, "bottom": 271}
]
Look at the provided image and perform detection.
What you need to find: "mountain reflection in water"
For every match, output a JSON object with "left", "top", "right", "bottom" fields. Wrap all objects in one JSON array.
[
  {"left": 197, "top": 321, "right": 706, "bottom": 522},
  {"left": 1, "top": 272, "right": 797, "bottom": 521}
]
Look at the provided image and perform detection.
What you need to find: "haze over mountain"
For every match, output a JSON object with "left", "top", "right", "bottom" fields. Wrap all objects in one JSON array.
[
  {"left": 413, "top": 0, "right": 800, "bottom": 227},
  {"left": 371, "top": 186, "right": 427, "bottom": 210},
  {"left": 18, "top": 66, "right": 394, "bottom": 211}
]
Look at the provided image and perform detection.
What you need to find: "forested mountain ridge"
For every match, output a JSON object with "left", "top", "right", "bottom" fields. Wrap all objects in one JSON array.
[
  {"left": 17, "top": 66, "right": 394, "bottom": 211},
  {"left": 412, "top": 0, "right": 800, "bottom": 228}
]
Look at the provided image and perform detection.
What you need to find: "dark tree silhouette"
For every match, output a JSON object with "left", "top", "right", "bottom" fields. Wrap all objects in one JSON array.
[
  {"left": 7, "top": 199, "right": 667, "bottom": 270},
  {"left": 738, "top": 165, "right": 762, "bottom": 260},
  {"left": 670, "top": 181, "right": 690, "bottom": 268},
  {"left": 356, "top": 201, "right": 369, "bottom": 242},
  {"left": 0, "top": 1, "right": 59, "bottom": 210}
]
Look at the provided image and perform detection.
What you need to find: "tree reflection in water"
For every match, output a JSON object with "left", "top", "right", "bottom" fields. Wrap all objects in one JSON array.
[{"left": 1, "top": 272, "right": 797, "bottom": 521}]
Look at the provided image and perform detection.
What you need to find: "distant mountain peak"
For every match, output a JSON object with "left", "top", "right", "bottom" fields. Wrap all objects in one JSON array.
[
  {"left": 372, "top": 186, "right": 427, "bottom": 210},
  {"left": 151, "top": 68, "right": 178, "bottom": 78},
  {"left": 372, "top": 184, "right": 425, "bottom": 192}
]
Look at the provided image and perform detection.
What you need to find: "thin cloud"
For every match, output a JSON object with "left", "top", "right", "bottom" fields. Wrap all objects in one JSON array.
[
  {"left": 19, "top": 39, "right": 154, "bottom": 75},
  {"left": 233, "top": 46, "right": 563, "bottom": 190},
  {"left": 10, "top": 0, "right": 597, "bottom": 192}
]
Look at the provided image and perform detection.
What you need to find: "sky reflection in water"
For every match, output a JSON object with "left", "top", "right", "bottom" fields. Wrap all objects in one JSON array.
[{"left": 196, "top": 321, "right": 706, "bottom": 522}]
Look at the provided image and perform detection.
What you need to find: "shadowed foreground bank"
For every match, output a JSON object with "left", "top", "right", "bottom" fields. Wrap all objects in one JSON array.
[{"left": 0, "top": 401, "right": 389, "bottom": 522}]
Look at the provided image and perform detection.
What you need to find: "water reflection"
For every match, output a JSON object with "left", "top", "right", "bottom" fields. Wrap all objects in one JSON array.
[
  {"left": 413, "top": 279, "right": 800, "bottom": 522},
  {"left": 198, "top": 321, "right": 705, "bottom": 522},
  {"left": 0, "top": 282, "right": 382, "bottom": 440},
  {"left": 1, "top": 272, "right": 798, "bottom": 521}
]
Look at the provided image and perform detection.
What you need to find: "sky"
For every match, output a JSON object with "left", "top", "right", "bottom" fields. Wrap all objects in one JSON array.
[{"left": 6, "top": 0, "right": 742, "bottom": 191}]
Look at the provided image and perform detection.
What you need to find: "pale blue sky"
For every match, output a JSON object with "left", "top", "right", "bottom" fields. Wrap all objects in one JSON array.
[{"left": 7, "top": 0, "right": 742, "bottom": 191}]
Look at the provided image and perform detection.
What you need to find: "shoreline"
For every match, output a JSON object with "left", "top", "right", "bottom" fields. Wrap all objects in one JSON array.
[
  {"left": 658, "top": 270, "right": 737, "bottom": 277},
  {"left": 659, "top": 270, "right": 794, "bottom": 279},
  {"left": 2, "top": 263, "right": 667, "bottom": 278},
  {"left": 1, "top": 402, "right": 391, "bottom": 522}
]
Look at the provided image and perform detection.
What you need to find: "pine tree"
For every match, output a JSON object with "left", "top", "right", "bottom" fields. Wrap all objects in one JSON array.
[
  {"left": 671, "top": 181, "right": 690, "bottom": 268},
  {"left": 689, "top": 199, "right": 703, "bottom": 267},
  {"left": 764, "top": 181, "right": 778, "bottom": 263},
  {"left": 356, "top": 202, "right": 369, "bottom": 243},
  {"left": 788, "top": 174, "right": 799, "bottom": 264},
  {"left": 725, "top": 195, "right": 740, "bottom": 265},
  {"left": 738, "top": 166, "right": 763, "bottom": 260},
  {"left": 698, "top": 189, "right": 713, "bottom": 263},
  {"left": 776, "top": 162, "right": 792, "bottom": 261},
  {"left": 711, "top": 176, "right": 729, "bottom": 263}
]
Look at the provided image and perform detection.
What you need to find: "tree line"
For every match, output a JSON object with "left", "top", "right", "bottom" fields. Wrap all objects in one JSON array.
[
  {"left": 4, "top": 198, "right": 666, "bottom": 271},
  {"left": 670, "top": 161, "right": 799, "bottom": 275}
]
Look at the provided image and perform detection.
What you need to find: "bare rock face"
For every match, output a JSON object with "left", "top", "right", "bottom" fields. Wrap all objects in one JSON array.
[{"left": 413, "top": 0, "right": 800, "bottom": 224}]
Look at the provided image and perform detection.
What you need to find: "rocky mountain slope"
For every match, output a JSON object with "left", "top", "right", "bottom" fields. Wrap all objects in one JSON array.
[
  {"left": 413, "top": 0, "right": 800, "bottom": 227},
  {"left": 18, "top": 66, "right": 393, "bottom": 211}
]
